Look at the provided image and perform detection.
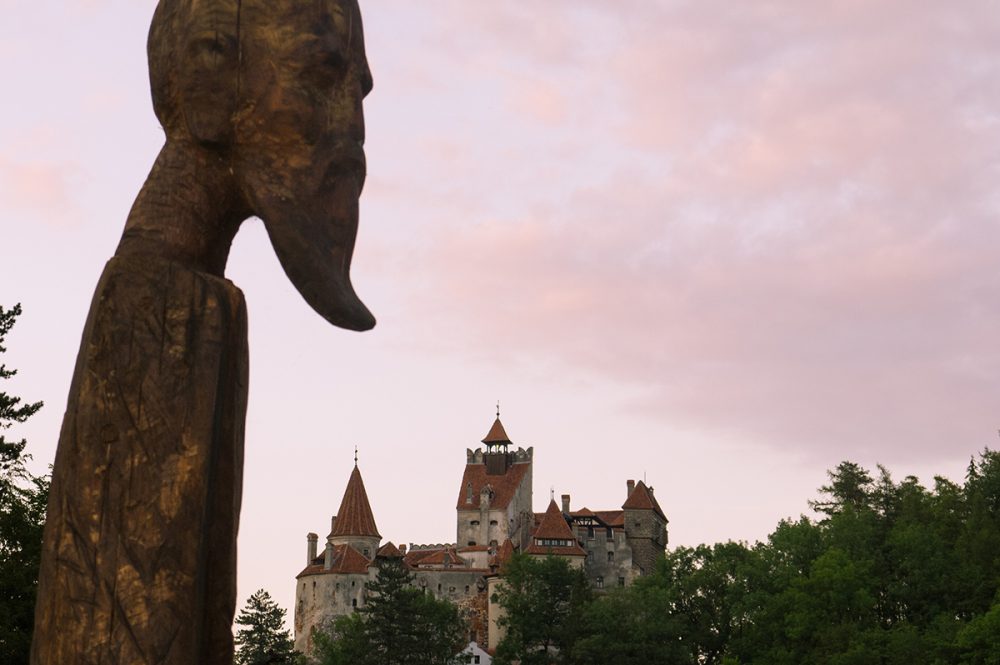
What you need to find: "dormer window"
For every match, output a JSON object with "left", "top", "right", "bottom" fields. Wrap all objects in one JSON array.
[{"left": 536, "top": 538, "right": 572, "bottom": 547}]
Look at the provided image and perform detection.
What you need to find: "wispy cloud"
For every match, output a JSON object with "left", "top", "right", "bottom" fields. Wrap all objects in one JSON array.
[{"left": 364, "top": 0, "right": 1000, "bottom": 461}]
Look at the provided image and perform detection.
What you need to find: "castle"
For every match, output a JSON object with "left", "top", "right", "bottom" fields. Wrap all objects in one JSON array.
[{"left": 293, "top": 415, "right": 668, "bottom": 656}]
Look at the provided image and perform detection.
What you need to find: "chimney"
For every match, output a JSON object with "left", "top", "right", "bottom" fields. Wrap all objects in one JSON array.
[
  {"left": 400, "top": 544, "right": 407, "bottom": 555},
  {"left": 307, "top": 533, "right": 318, "bottom": 565},
  {"left": 627, "top": 480, "right": 635, "bottom": 498},
  {"left": 561, "top": 494, "right": 571, "bottom": 513},
  {"left": 330, "top": 515, "right": 337, "bottom": 535},
  {"left": 323, "top": 543, "right": 334, "bottom": 570}
]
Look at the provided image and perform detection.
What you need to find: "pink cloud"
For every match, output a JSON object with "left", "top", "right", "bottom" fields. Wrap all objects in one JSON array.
[
  {"left": 0, "top": 159, "right": 80, "bottom": 224},
  {"left": 360, "top": 0, "right": 1000, "bottom": 462}
]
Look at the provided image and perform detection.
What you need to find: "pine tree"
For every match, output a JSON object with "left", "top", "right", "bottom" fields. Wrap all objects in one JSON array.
[
  {"left": 0, "top": 303, "right": 46, "bottom": 665},
  {"left": 234, "top": 589, "right": 302, "bottom": 665}
]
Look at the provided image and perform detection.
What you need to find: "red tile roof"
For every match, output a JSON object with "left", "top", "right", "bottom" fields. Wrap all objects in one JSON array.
[
  {"left": 533, "top": 500, "right": 576, "bottom": 539},
  {"left": 296, "top": 544, "right": 372, "bottom": 577},
  {"left": 491, "top": 538, "right": 516, "bottom": 572},
  {"left": 403, "top": 548, "right": 439, "bottom": 568},
  {"left": 331, "top": 465, "right": 380, "bottom": 538},
  {"left": 414, "top": 548, "right": 468, "bottom": 568},
  {"left": 377, "top": 542, "right": 403, "bottom": 558},
  {"left": 527, "top": 501, "right": 586, "bottom": 557},
  {"left": 482, "top": 417, "right": 513, "bottom": 445},
  {"left": 456, "top": 461, "right": 530, "bottom": 510},
  {"left": 332, "top": 544, "right": 373, "bottom": 573},
  {"left": 595, "top": 510, "right": 625, "bottom": 527},
  {"left": 622, "top": 481, "right": 667, "bottom": 520}
]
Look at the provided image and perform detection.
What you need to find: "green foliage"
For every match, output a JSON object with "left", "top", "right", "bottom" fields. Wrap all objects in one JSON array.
[
  {"left": 314, "top": 557, "right": 469, "bottom": 665},
  {"left": 557, "top": 451, "right": 1000, "bottom": 665},
  {"left": 234, "top": 589, "right": 303, "bottom": 665},
  {"left": 0, "top": 303, "right": 46, "bottom": 665},
  {"left": 492, "top": 554, "right": 592, "bottom": 665}
]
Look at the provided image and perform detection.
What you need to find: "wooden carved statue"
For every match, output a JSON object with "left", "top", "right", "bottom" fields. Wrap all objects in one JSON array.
[{"left": 32, "top": 1, "right": 374, "bottom": 662}]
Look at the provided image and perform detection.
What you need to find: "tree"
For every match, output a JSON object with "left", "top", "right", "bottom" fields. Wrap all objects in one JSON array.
[
  {"left": 234, "top": 589, "right": 302, "bottom": 665},
  {"left": 0, "top": 303, "right": 46, "bottom": 665},
  {"left": 314, "top": 557, "right": 469, "bottom": 665},
  {"left": 492, "top": 554, "right": 592, "bottom": 665}
]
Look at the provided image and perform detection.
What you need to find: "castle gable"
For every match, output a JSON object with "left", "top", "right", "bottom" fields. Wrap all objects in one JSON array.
[{"left": 525, "top": 500, "right": 586, "bottom": 557}]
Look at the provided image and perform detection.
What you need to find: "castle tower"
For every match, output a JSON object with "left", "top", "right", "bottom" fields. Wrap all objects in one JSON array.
[
  {"left": 328, "top": 464, "right": 381, "bottom": 559},
  {"left": 457, "top": 413, "right": 534, "bottom": 550},
  {"left": 622, "top": 480, "right": 668, "bottom": 575}
]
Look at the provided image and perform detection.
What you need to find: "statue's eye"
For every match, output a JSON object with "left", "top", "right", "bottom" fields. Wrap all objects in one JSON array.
[
  {"left": 300, "top": 45, "right": 347, "bottom": 90},
  {"left": 188, "top": 33, "right": 235, "bottom": 64}
]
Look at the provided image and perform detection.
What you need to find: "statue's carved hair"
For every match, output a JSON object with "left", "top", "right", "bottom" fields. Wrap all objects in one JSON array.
[{"left": 148, "top": 0, "right": 241, "bottom": 145}]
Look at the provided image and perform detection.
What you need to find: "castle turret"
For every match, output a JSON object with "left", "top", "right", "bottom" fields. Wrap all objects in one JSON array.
[
  {"left": 482, "top": 415, "right": 513, "bottom": 475},
  {"left": 622, "top": 480, "right": 668, "bottom": 575},
  {"left": 328, "top": 464, "right": 381, "bottom": 559}
]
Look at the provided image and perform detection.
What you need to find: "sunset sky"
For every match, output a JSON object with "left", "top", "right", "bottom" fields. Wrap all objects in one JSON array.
[{"left": 2, "top": 0, "right": 998, "bottom": 622}]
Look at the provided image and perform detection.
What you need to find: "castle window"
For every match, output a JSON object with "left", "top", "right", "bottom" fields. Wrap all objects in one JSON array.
[
  {"left": 635, "top": 522, "right": 641, "bottom": 528},
  {"left": 466, "top": 482, "right": 473, "bottom": 504},
  {"left": 606, "top": 528, "right": 613, "bottom": 539},
  {"left": 438, "top": 584, "right": 442, "bottom": 592},
  {"left": 618, "top": 576, "right": 626, "bottom": 587},
  {"left": 465, "top": 585, "right": 470, "bottom": 593},
  {"left": 607, "top": 551, "right": 614, "bottom": 562},
  {"left": 449, "top": 586, "right": 456, "bottom": 593},
  {"left": 363, "top": 549, "right": 369, "bottom": 557},
  {"left": 336, "top": 583, "right": 340, "bottom": 590},
  {"left": 351, "top": 581, "right": 356, "bottom": 587},
  {"left": 489, "top": 539, "right": 498, "bottom": 547},
  {"left": 351, "top": 598, "right": 357, "bottom": 608},
  {"left": 587, "top": 551, "right": 594, "bottom": 563},
  {"left": 587, "top": 527, "right": 594, "bottom": 539},
  {"left": 489, "top": 520, "right": 498, "bottom": 527},
  {"left": 596, "top": 576, "right": 604, "bottom": 589},
  {"left": 468, "top": 541, "right": 477, "bottom": 546},
  {"left": 471, "top": 520, "right": 480, "bottom": 526}
]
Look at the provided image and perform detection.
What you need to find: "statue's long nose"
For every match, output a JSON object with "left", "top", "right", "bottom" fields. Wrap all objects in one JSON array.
[{"left": 258, "top": 174, "right": 376, "bottom": 332}]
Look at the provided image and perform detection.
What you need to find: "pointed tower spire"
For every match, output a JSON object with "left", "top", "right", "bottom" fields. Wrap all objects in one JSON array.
[
  {"left": 330, "top": 465, "right": 380, "bottom": 538},
  {"left": 482, "top": 406, "right": 514, "bottom": 475}
]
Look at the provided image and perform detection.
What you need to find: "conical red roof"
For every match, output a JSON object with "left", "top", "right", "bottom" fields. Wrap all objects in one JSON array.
[
  {"left": 482, "top": 417, "right": 513, "bottom": 445},
  {"left": 330, "top": 465, "right": 380, "bottom": 538}
]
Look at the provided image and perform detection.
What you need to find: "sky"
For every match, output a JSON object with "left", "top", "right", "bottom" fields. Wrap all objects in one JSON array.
[{"left": 2, "top": 0, "right": 999, "bottom": 626}]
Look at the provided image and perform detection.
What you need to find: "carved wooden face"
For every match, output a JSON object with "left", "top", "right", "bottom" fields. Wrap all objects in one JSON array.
[
  {"left": 235, "top": 0, "right": 375, "bottom": 331},
  {"left": 150, "top": 0, "right": 375, "bottom": 330}
]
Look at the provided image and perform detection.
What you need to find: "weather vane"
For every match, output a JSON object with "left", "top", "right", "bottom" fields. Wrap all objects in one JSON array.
[{"left": 354, "top": 445, "right": 358, "bottom": 467}]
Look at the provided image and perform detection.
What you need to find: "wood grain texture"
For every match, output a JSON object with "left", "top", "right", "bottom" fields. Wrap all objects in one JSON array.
[
  {"left": 33, "top": 255, "right": 248, "bottom": 664},
  {"left": 32, "top": 1, "right": 374, "bottom": 661}
]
